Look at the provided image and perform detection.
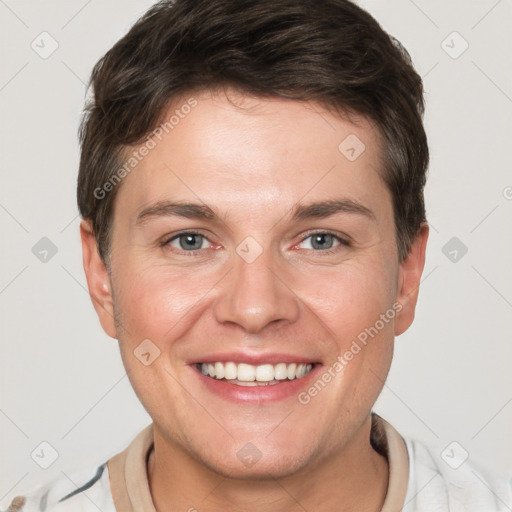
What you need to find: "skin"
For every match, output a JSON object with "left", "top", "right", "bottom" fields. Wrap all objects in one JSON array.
[{"left": 81, "top": 88, "right": 428, "bottom": 512}]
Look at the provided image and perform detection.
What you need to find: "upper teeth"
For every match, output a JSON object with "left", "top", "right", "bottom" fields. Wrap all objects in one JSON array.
[{"left": 200, "top": 362, "right": 313, "bottom": 382}]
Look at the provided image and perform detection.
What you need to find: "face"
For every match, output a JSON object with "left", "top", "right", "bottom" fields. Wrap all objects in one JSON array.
[{"left": 82, "top": 89, "right": 427, "bottom": 479}]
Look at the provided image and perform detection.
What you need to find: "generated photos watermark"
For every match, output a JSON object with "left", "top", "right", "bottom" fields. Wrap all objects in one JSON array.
[
  {"left": 298, "top": 301, "right": 402, "bottom": 405},
  {"left": 93, "top": 97, "right": 198, "bottom": 200}
]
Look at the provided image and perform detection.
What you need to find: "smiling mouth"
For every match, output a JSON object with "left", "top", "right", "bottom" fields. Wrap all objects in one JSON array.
[{"left": 196, "top": 361, "right": 315, "bottom": 386}]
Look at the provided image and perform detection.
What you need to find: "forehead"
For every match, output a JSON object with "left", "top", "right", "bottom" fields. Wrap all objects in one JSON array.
[{"left": 113, "top": 89, "right": 390, "bottom": 226}]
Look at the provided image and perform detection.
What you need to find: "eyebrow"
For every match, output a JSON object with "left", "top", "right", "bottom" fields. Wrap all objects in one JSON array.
[{"left": 135, "top": 199, "right": 375, "bottom": 225}]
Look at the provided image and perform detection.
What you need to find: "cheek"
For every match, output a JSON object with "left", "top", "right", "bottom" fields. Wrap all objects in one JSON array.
[
  {"left": 112, "top": 261, "right": 203, "bottom": 343},
  {"left": 110, "top": 264, "right": 198, "bottom": 416},
  {"left": 300, "top": 258, "right": 397, "bottom": 346},
  {"left": 301, "top": 259, "right": 396, "bottom": 400}
]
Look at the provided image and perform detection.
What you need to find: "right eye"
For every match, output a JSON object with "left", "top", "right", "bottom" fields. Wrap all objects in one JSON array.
[{"left": 163, "top": 232, "right": 211, "bottom": 252}]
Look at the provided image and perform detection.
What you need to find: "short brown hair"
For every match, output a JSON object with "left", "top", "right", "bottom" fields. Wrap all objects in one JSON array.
[{"left": 77, "top": 0, "right": 428, "bottom": 263}]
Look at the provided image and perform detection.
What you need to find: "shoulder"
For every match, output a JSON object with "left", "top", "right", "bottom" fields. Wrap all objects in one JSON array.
[
  {"left": 403, "top": 435, "right": 512, "bottom": 511},
  {"left": 0, "top": 462, "right": 116, "bottom": 512}
]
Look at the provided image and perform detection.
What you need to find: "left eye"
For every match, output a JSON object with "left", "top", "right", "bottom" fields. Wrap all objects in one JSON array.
[{"left": 299, "top": 233, "right": 343, "bottom": 250}]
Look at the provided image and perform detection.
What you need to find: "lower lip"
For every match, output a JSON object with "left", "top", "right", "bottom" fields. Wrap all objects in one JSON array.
[{"left": 192, "top": 364, "right": 322, "bottom": 403}]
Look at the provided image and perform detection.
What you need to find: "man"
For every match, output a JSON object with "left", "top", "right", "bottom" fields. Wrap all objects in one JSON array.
[{"left": 4, "top": 0, "right": 511, "bottom": 511}]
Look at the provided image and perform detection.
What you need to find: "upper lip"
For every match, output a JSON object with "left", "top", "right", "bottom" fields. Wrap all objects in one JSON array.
[{"left": 189, "top": 352, "right": 321, "bottom": 366}]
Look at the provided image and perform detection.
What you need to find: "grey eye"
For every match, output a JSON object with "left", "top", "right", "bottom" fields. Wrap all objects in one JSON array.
[
  {"left": 301, "top": 233, "right": 340, "bottom": 250},
  {"left": 169, "top": 233, "right": 207, "bottom": 251}
]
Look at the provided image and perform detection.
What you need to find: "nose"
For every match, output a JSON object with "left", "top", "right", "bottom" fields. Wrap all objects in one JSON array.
[{"left": 212, "top": 246, "right": 300, "bottom": 334}]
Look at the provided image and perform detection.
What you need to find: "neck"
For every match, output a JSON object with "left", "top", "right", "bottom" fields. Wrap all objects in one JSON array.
[{"left": 147, "top": 415, "right": 389, "bottom": 512}]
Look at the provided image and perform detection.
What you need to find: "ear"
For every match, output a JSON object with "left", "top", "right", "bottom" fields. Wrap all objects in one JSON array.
[
  {"left": 395, "top": 222, "right": 429, "bottom": 336},
  {"left": 80, "top": 219, "right": 117, "bottom": 339}
]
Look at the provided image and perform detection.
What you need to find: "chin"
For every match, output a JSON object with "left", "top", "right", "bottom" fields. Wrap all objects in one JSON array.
[
  {"left": 186, "top": 434, "right": 320, "bottom": 480},
  {"left": 202, "top": 453, "right": 311, "bottom": 481}
]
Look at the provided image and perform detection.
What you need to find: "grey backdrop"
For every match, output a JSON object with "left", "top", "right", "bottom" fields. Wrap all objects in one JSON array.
[{"left": 1, "top": 0, "right": 511, "bottom": 502}]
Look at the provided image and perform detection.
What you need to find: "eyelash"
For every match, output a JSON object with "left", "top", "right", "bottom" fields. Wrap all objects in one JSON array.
[{"left": 160, "top": 230, "right": 351, "bottom": 256}]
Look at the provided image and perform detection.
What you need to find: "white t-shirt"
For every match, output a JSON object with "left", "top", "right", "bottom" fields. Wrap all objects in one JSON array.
[{"left": 3, "top": 414, "right": 511, "bottom": 511}]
